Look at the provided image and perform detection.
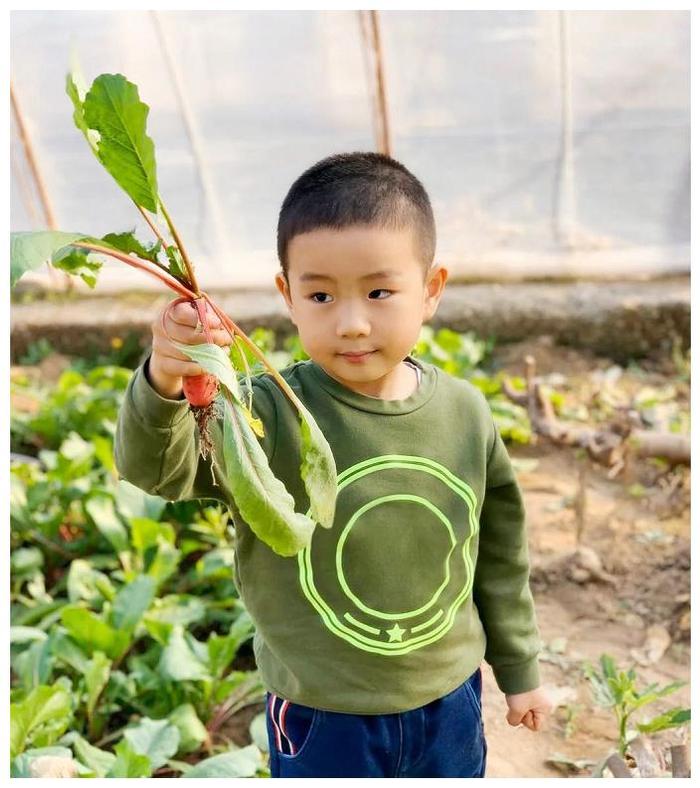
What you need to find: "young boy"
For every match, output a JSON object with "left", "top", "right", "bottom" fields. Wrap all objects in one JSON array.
[{"left": 115, "top": 152, "right": 552, "bottom": 778}]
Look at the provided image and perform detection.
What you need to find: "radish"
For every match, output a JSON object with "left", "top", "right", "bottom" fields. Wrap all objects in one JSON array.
[
  {"left": 182, "top": 297, "right": 219, "bottom": 409},
  {"left": 163, "top": 297, "right": 221, "bottom": 458}
]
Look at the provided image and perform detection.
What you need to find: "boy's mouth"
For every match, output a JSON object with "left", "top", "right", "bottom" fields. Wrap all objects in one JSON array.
[{"left": 338, "top": 350, "right": 375, "bottom": 363}]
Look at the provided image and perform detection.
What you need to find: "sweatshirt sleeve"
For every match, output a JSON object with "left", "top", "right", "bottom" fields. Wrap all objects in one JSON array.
[
  {"left": 114, "top": 356, "right": 277, "bottom": 504},
  {"left": 472, "top": 420, "right": 542, "bottom": 695}
]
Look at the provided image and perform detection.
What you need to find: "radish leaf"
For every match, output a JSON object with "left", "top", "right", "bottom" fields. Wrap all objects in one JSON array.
[
  {"left": 10, "top": 231, "right": 89, "bottom": 286},
  {"left": 177, "top": 342, "right": 337, "bottom": 534},
  {"left": 65, "top": 70, "right": 99, "bottom": 155},
  {"left": 221, "top": 392, "right": 316, "bottom": 557},
  {"left": 83, "top": 74, "right": 159, "bottom": 212},
  {"left": 101, "top": 231, "right": 162, "bottom": 264}
]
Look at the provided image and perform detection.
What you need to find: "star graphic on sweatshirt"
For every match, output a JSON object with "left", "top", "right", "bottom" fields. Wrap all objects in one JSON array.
[{"left": 386, "top": 623, "right": 406, "bottom": 642}]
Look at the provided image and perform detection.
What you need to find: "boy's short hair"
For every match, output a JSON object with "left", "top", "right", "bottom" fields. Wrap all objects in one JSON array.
[{"left": 277, "top": 152, "right": 436, "bottom": 278}]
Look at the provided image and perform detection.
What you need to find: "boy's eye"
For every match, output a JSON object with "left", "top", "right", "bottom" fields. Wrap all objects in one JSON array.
[{"left": 309, "top": 290, "right": 393, "bottom": 303}]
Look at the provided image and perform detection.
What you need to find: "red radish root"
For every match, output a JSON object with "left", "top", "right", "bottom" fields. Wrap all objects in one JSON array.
[{"left": 163, "top": 296, "right": 221, "bottom": 459}]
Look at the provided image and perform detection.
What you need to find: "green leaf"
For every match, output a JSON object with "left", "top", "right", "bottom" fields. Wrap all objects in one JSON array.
[
  {"left": 158, "top": 625, "right": 211, "bottom": 682},
  {"left": 183, "top": 745, "right": 263, "bottom": 778},
  {"left": 177, "top": 341, "right": 337, "bottom": 531},
  {"left": 168, "top": 704, "right": 209, "bottom": 754},
  {"left": 636, "top": 707, "right": 690, "bottom": 734},
  {"left": 84, "top": 651, "right": 111, "bottom": 720},
  {"left": 106, "top": 739, "right": 153, "bottom": 777},
  {"left": 83, "top": 73, "right": 159, "bottom": 211},
  {"left": 67, "top": 559, "right": 115, "bottom": 604},
  {"left": 147, "top": 538, "right": 181, "bottom": 587},
  {"left": 123, "top": 717, "right": 180, "bottom": 771},
  {"left": 101, "top": 230, "right": 162, "bottom": 263},
  {"left": 207, "top": 611, "right": 255, "bottom": 678},
  {"left": 249, "top": 713, "right": 268, "bottom": 753},
  {"left": 85, "top": 494, "right": 129, "bottom": 555},
  {"left": 66, "top": 66, "right": 99, "bottom": 155},
  {"left": 50, "top": 630, "right": 90, "bottom": 675},
  {"left": 172, "top": 341, "right": 240, "bottom": 399},
  {"left": 10, "top": 685, "right": 72, "bottom": 758},
  {"left": 165, "top": 245, "right": 187, "bottom": 279},
  {"left": 11, "top": 547, "right": 44, "bottom": 574},
  {"left": 298, "top": 399, "right": 337, "bottom": 528},
  {"left": 222, "top": 393, "right": 316, "bottom": 557},
  {"left": 71, "top": 734, "right": 116, "bottom": 777},
  {"left": 13, "top": 636, "right": 54, "bottom": 691},
  {"left": 116, "top": 480, "right": 167, "bottom": 521},
  {"left": 111, "top": 574, "right": 157, "bottom": 631},
  {"left": 10, "top": 627, "right": 48, "bottom": 645},
  {"left": 60, "top": 606, "right": 130, "bottom": 660},
  {"left": 130, "top": 517, "right": 174, "bottom": 554},
  {"left": 51, "top": 244, "right": 102, "bottom": 287},
  {"left": 10, "top": 231, "right": 87, "bottom": 287}
]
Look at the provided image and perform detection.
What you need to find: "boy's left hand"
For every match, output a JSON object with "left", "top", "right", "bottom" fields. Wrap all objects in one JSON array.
[{"left": 504, "top": 686, "right": 553, "bottom": 731}]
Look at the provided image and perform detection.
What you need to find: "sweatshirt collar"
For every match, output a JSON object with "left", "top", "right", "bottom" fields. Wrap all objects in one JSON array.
[{"left": 306, "top": 355, "right": 436, "bottom": 415}]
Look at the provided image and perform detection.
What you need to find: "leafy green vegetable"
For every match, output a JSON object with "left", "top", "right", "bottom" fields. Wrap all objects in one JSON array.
[
  {"left": 83, "top": 73, "right": 159, "bottom": 212},
  {"left": 222, "top": 395, "right": 316, "bottom": 556},
  {"left": 123, "top": 717, "right": 181, "bottom": 771},
  {"left": 10, "top": 231, "right": 88, "bottom": 287},
  {"left": 176, "top": 341, "right": 337, "bottom": 538},
  {"left": 10, "top": 684, "right": 73, "bottom": 758}
]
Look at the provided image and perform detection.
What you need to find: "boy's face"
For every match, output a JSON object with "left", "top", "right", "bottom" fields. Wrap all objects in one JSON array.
[{"left": 275, "top": 225, "right": 448, "bottom": 398}]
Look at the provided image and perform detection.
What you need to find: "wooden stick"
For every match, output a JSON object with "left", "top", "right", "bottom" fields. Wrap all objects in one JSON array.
[
  {"left": 358, "top": 11, "right": 392, "bottom": 156},
  {"left": 671, "top": 744, "right": 690, "bottom": 778},
  {"left": 11, "top": 80, "right": 71, "bottom": 291}
]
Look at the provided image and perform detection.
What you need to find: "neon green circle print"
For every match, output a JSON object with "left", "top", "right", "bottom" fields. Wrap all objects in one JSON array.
[
  {"left": 336, "top": 494, "right": 457, "bottom": 620},
  {"left": 297, "top": 455, "right": 480, "bottom": 656}
]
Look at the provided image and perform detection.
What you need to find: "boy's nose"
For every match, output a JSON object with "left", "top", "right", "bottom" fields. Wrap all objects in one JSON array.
[{"left": 335, "top": 305, "right": 371, "bottom": 338}]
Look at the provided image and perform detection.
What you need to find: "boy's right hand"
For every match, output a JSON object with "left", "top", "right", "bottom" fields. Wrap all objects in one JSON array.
[{"left": 148, "top": 299, "right": 233, "bottom": 400}]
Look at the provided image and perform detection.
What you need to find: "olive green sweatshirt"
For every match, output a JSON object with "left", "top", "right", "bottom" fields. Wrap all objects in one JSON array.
[{"left": 114, "top": 355, "right": 541, "bottom": 714}]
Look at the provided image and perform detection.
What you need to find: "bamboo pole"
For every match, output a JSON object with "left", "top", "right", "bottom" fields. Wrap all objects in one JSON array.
[
  {"left": 357, "top": 11, "right": 392, "bottom": 156},
  {"left": 11, "top": 81, "right": 70, "bottom": 290}
]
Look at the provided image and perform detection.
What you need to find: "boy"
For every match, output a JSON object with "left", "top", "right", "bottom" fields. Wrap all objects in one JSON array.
[{"left": 115, "top": 152, "right": 552, "bottom": 778}]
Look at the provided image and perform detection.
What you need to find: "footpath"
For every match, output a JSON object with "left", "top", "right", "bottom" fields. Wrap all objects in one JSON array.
[{"left": 10, "top": 276, "right": 689, "bottom": 363}]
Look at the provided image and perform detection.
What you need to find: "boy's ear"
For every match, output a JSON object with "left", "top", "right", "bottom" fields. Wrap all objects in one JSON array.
[
  {"left": 275, "top": 271, "right": 297, "bottom": 324},
  {"left": 422, "top": 264, "right": 448, "bottom": 321}
]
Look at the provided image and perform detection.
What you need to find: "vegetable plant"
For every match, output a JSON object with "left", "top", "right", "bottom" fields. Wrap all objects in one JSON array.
[
  {"left": 583, "top": 653, "right": 690, "bottom": 758},
  {"left": 10, "top": 69, "right": 337, "bottom": 558}
]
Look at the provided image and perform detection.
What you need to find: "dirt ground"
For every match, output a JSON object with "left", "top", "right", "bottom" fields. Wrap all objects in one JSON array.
[{"left": 479, "top": 337, "right": 691, "bottom": 777}]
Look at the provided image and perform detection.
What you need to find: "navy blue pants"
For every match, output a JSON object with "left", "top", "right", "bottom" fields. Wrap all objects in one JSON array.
[{"left": 265, "top": 668, "right": 487, "bottom": 778}]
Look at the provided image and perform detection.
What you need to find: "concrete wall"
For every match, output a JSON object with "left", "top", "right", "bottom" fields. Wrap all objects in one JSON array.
[{"left": 11, "top": 10, "right": 689, "bottom": 290}]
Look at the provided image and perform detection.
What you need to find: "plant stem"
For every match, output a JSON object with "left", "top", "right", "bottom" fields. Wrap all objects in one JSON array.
[
  {"left": 203, "top": 296, "right": 304, "bottom": 410},
  {"left": 158, "top": 200, "right": 200, "bottom": 295},
  {"left": 136, "top": 204, "right": 169, "bottom": 248},
  {"left": 72, "top": 242, "right": 195, "bottom": 299}
]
